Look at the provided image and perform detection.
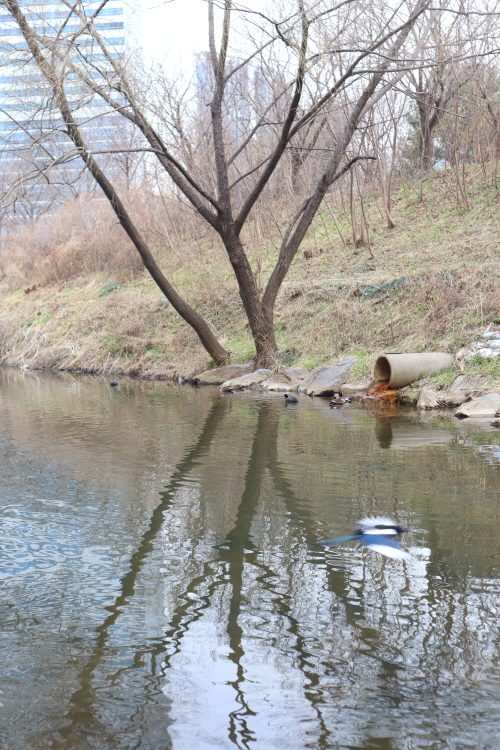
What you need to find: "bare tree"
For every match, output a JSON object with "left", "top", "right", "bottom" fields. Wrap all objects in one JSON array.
[
  {"left": 366, "top": 91, "right": 406, "bottom": 228},
  {"left": 404, "top": 3, "right": 500, "bottom": 175},
  {"left": 2, "top": 0, "right": 465, "bottom": 366},
  {"left": 411, "top": 63, "right": 457, "bottom": 174},
  {"left": 472, "top": 61, "right": 500, "bottom": 185}
]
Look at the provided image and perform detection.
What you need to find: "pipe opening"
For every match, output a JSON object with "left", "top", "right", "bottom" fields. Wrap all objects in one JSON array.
[{"left": 374, "top": 356, "right": 391, "bottom": 383}]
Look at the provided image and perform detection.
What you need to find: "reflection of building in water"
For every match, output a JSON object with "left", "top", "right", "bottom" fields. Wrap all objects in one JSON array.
[{"left": 0, "top": 0, "right": 129, "bottom": 213}]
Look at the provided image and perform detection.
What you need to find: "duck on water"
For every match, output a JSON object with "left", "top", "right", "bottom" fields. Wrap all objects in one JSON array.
[{"left": 329, "top": 392, "right": 351, "bottom": 407}]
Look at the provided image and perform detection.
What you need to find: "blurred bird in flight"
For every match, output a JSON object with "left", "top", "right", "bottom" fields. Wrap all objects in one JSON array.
[{"left": 316, "top": 516, "right": 411, "bottom": 560}]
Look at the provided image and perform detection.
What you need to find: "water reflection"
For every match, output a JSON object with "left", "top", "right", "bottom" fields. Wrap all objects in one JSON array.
[
  {"left": 1, "top": 370, "right": 500, "bottom": 749},
  {"left": 374, "top": 411, "right": 454, "bottom": 450}
]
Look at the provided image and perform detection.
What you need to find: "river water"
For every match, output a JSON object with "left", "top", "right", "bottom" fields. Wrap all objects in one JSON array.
[{"left": 1, "top": 368, "right": 500, "bottom": 750}]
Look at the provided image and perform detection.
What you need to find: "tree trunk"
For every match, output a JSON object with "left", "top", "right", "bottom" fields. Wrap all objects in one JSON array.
[
  {"left": 96, "top": 177, "right": 230, "bottom": 365},
  {"left": 416, "top": 80, "right": 455, "bottom": 174},
  {"left": 253, "top": 309, "right": 277, "bottom": 369},
  {"left": 223, "top": 233, "right": 278, "bottom": 368},
  {"left": 290, "top": 147, "right": 305, "bottom": 193},
  {"left": 417, "top": 95, "right": 434, "bottom": 173},
  {"left": 5, "top": 0, "right": 230, "bottom": 367}
]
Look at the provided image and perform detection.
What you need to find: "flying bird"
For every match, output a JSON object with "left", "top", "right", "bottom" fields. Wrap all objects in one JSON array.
[{"left": 316, "top": 516, "right": 411, "bottom": 560}]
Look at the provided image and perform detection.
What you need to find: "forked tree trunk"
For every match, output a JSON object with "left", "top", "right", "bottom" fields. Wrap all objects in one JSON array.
[
  {"left": 223, "top": 234, "right": 278, "bottom": 368},
  {"left": 416, "top": 81, "right": 455, "bottom": 175}
]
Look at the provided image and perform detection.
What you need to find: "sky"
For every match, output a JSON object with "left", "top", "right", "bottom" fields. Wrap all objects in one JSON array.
[
  {"left": 141, "top": 0, "right": 208, "bottom": 64},
  {"left": 140, "top": 0, "right": 267, "bottom": 67}
]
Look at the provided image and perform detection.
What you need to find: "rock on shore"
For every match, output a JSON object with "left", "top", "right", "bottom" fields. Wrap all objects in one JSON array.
[
  {"left": 440, "top": 375, "right": 472, "bottom": 407},
  {"left": 220, "top": 368, "right": 272, "bottom": 389},
  {"left": 261, "top": 368, "right": 309, "bottom": 391},
  {"left": 417, "top": 385, "right": 440, "bottom": 410},
  {"left": 297, "top": 357, "right": 358, "bottom": 397},
  {"left": 455, "top": 393, "right": 500, "bottom": 419},
  {"left": 193, "top": 363, "right": 253, "bottom": 385}
]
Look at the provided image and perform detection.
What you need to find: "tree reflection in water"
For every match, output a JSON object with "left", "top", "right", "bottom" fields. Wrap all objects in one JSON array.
[{"left": 1, "top": 371, "right": 500, "bottom": 750}]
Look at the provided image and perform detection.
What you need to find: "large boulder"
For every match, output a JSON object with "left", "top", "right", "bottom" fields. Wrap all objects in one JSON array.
[
  {"left": 417, "top": 385, "right": 440, "bottom": 410},
  {"left": 455, "top": 393, "right": 500, "bottom": 419},
  {"left": 298, "top": 356, "right": 358, "bottom": 397},
  {"left": 396, "top": 385, "right": 420, "bottom": 406},
  {"left": 261, "top": 372, "right": 298, "bottom": 392},
  {"left": 284, "top": 367, "right": 309, "bottom": 381},
  {"left": 441, "top": 375, "right": 472, "bottom": 407},
  {"left": 221, "top": 369, "right": 272, "bottom": 389},
  {"left": 261, "top": 367, "right": 309, "bottom": 392},
  {"left": 194, "top": 363, "right": 253, "bottom": 385}
]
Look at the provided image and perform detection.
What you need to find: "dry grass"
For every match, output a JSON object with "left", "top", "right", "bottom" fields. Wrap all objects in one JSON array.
[
  {"left": 272, "top": 265, "right": 499, "bottom": 375},
  {"left": 0, "top": 167, "right": 499, "bottom": 389},
  {"left": 3, "top": 198, "right": 141, "bottom": 287}
]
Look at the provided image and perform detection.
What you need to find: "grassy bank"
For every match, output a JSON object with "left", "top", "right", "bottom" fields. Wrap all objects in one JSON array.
[{"left": 1, "top": 171, "right": 499, "bottom": 391}]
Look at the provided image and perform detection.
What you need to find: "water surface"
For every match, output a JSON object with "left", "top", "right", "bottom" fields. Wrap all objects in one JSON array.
[{"left": 1, "top": 368, "right": 500, "bottom": 749}]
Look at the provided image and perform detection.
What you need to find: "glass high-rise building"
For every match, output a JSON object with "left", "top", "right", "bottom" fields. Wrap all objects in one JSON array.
[{"left": 0, "top": 0, "right": 129, "bottom": 213}]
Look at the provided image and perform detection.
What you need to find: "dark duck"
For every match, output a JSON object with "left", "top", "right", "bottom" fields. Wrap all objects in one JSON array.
[
  {"left": 284, "top": 393, "right": 298, "bottom": 404},
  {"left": 316, "top": 516, "right": 411, "bottom": 560}
]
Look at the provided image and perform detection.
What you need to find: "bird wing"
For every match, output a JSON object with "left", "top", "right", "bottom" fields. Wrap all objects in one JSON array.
[
  {"left": 360, "top": 534, "right": 412, "bottom": 560},
  {"left": 315, "top": 534, "right": 358, "bottom": 547}
]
